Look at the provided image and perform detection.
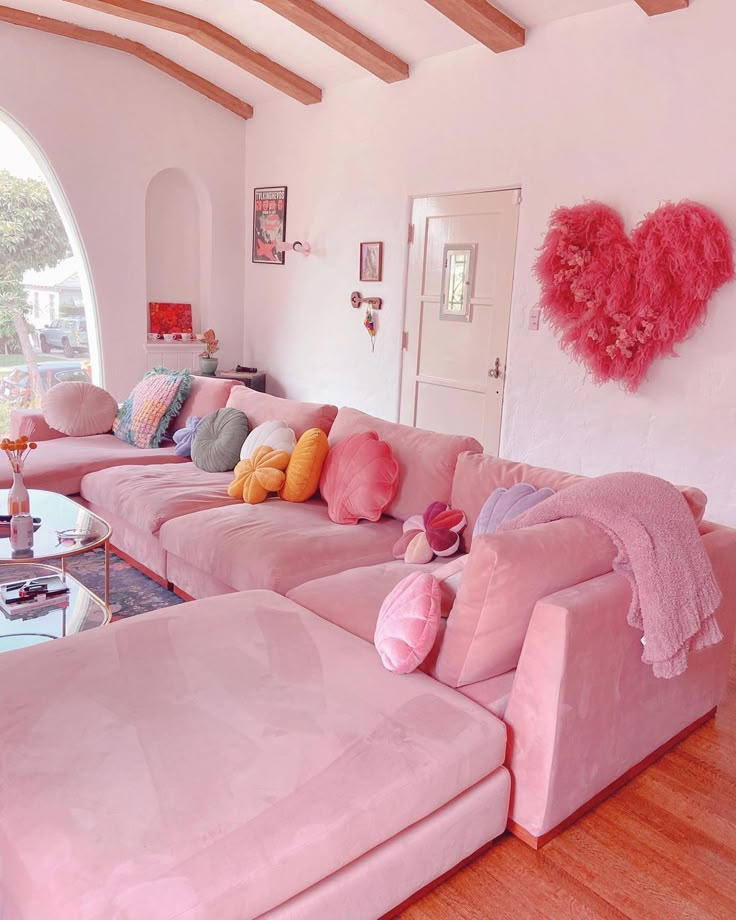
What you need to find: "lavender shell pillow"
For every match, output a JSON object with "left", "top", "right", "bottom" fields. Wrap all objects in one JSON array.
[
  {"left": 172, "top": 415, "right": 205, "bottom": 458},
  {"left": 473, "top": 482, "right": 555, "bottom": 539}
]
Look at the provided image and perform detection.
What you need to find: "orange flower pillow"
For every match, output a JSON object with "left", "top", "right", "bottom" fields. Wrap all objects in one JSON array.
[
  {"left": 319, "top": 431, "right": 399, "bottom": 525},
  {"left": 228, "top": 445, "right": 291, "bottom": 504},
  {"left": 280, "top": 428, "right": 329, "bottom": 503}
]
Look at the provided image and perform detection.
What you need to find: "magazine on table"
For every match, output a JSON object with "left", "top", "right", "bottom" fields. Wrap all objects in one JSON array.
[{"left": 0, "top": 575, "right": 70, "bottom": 620}]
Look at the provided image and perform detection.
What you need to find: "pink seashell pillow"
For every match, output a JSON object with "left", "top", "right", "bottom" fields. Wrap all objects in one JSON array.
[
  {"left": 319, "top": 431, "right": 399, "bottom": 525},
  {"left": 42, "top": 381, "right": 118, "bottom": 437},
  {"left": 374, "top": 572, "right": 442, "bottom": 673},
  {"left": 393, "top": 501, "right": 467, "bottom": 564}
]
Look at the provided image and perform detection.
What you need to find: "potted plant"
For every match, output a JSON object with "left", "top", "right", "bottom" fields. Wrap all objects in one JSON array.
[{"left": 199, "top": 329, "right": 219, "bottom": 376}]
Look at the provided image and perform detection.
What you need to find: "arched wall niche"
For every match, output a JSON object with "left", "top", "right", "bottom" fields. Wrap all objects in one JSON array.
[{"left": 145, "top": 167, "right": 213, "bottom": 335}]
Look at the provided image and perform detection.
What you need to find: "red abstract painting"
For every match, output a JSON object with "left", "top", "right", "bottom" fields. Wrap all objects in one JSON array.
[{"left": 148, "top": 303, "right": 193, "bottom": 335}]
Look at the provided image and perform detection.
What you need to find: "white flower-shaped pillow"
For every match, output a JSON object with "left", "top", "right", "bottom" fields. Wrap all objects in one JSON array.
[{"left": 240, "top": 419, "right": 296, "bottom": 460}]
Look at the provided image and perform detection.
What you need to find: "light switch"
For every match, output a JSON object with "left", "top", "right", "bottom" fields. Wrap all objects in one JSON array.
[{"left": 528, "top": 307, "right": 541, "bottom": 331}]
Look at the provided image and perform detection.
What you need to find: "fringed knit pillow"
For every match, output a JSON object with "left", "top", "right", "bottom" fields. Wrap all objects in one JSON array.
[{"left": 113, "top": 368, "right": 192, "bottom": 449}]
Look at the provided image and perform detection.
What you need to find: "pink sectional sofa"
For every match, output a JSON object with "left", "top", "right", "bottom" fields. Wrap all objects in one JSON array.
[{"left": 1, "top": 382, "right": 735, "bottom": 917}]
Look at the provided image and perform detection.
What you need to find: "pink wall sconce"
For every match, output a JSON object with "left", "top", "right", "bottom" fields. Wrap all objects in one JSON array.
[{"left": 275, "top": 240, "right": 311, "bottom": 255}]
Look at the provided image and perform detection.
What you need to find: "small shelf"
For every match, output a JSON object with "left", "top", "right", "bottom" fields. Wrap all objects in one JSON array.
[{"left": 143, "top": 341, "right": 202, "bottom": 372}]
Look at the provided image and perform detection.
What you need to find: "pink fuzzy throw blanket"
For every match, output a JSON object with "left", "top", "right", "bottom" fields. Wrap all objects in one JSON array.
[{"left": 501, "top": 472, "right": 722, "bottom": 678}]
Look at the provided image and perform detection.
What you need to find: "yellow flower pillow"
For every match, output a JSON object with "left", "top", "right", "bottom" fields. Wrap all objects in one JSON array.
[
  {"left": 280, "top": 428, "right": 329, "bottom": 503},
  {"left": 228, "top": 445, "right": 291, "bottom": 504}
]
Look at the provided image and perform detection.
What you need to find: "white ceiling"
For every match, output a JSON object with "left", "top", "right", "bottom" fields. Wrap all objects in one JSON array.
[{"left": 7, "top": 1, "right": 628, "bottom": 110}]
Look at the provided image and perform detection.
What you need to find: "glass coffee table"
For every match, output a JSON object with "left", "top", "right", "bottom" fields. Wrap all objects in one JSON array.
[{"left": 0, "top": 490, "right": 112, "bottom": 653}]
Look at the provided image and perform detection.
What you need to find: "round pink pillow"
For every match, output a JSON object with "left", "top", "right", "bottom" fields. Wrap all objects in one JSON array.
[
  {"left": 43, "top": 381, "right": 118, "bottom": 437},
  {"left": 374, "top": 572, "right": 441, "bottom": 674}
]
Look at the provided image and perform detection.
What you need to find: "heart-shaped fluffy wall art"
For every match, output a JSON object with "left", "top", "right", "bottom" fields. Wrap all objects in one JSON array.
[{"left": 535, "top": 201, "right": 733, "bottom": 390}]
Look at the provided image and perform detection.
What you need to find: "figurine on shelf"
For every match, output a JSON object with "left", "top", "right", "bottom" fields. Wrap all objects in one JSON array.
[{"left": 364, "top": 307, "right": 376, "bottom": 352}]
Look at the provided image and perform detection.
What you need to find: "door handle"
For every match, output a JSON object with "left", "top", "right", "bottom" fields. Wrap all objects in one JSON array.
[{"left": 488, "top": 358, "right": 502, "bottom": 379}]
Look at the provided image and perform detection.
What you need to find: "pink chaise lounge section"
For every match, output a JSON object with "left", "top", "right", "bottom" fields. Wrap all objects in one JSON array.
[
  {"left": 4, "top": 376, "right": 244, "bottom": 495},
  {"left": 0, "top": 591, "right": 509, "bottom": 920}
]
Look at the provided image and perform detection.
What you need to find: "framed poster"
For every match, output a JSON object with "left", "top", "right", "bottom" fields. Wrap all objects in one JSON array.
[
  {"left": 360, "top": 241, "right": 383, "bottom": 282},
  {"left": 253, "top": 186, "right": 287, "bottom": 264}
]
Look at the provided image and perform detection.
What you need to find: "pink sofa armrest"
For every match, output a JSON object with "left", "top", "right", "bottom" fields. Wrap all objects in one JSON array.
[
  {"left": 504, "top": 526, "right": 736, "bottom": 843},
  {"left": 9, "top": 409, "right": 68, "bottom": 441}
]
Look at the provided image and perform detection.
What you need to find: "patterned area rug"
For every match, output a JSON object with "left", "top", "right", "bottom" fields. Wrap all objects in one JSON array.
[{"left": 64, "top": 549, "right": 182, "bottom": 621}]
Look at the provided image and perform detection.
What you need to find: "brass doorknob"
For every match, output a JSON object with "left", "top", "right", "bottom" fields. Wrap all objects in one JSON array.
[{"left": 488, "top": 358, "right": 502, "bottom": 379}]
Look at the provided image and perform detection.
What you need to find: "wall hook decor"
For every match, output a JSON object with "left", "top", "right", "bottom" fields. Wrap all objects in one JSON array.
[
  {"left": 275, "top": 241, "right": 311, "bottom": 255},
  {"left": 351, "top": 291, "right": 382, "bottom": 310}
]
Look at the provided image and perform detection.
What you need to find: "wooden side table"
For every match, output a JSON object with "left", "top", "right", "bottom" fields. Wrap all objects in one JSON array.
[{"left": 216, "top": 370, "right": 266, "bottom": 392}]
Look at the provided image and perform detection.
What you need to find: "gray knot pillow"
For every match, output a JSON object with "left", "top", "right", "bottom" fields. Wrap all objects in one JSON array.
[{"left": 191, "top": 408, "right": 250, "bottom": 473}]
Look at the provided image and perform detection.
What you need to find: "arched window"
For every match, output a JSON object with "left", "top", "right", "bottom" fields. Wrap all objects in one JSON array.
[{"left": 0, "top": 111, "right": 101, "bottom": 427}]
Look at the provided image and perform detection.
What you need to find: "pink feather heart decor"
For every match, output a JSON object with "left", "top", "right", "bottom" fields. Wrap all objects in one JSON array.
[{"left": 535, "top": 201, "right": 734, "bottom": 390}]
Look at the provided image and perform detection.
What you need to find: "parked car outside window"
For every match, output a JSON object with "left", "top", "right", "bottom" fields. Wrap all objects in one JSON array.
[{"left": 37, "top": 317, "right": 88, "bottom": 358}]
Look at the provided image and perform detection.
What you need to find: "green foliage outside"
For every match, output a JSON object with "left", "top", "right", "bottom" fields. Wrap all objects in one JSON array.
[{"left": 0, "top": 169, "right": 70, "bottom": 399}]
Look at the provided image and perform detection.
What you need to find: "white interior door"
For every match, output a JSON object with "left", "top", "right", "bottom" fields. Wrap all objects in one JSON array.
[{"left": 400, "top": 190, "right": 520, "bottom": 454}]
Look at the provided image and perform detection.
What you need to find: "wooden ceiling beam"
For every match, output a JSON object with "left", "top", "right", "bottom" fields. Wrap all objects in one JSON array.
[
  {"left": 0, "top": 6, "right": 253, "bottom": 119},
  {"left": 423, "top": 0, "right": 525, "bottom": 53},
  {"left": 633, "top": 0, "right": 689, "bottom": 14},
  {"left": 255, "top": 0, "right": 409, "bottom": 83},
  {"left": 63, "top": 0, "right": 322, "bottom": 104}
]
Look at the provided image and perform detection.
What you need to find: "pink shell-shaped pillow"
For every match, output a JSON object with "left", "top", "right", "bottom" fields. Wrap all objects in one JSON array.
[
  {"left": 374, "top": 572, "right": 441, "bottom": 673},
  {"left": 393, "top": 501, "right": 467, "bottom": 563},
  {"left": 320, "top": 431, "right": 399, "bottom": 525},
  {"left": 42, "top": 381, "right": 118, "bottom": 437}
]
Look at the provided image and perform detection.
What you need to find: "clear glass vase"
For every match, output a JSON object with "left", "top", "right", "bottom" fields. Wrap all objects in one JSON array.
[{"left": 8, "top": 470, "right": 30, "bottom": 516}]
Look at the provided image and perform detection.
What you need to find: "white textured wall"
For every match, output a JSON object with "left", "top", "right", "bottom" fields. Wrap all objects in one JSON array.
[
  {"left": 244, "top": 0, "right": 736, "bottom": 524},
  {"left": 0, "top": 23, "right": 246, "bottom": 399}
]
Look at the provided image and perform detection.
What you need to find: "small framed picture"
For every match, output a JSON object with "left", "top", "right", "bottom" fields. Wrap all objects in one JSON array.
[
  {"left": 360, "top": 241, "right": 383, "bottom": 282},
  {"left": 253, "top": 186, "right": 287, "bottom": 264}
]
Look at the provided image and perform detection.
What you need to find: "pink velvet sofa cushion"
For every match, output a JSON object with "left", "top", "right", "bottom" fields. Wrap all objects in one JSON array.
[
  {"left": 80, "top": 463, "right": 238, "bottom": 534},
  {"left": 432, "top": 518, "right": 617, "bottom": 688},
  {"left": 329, "top": 408, "right": 482, "bottom": 522},
  {"left": 160, "top": 498, "right": 404, "bottom": 595},
  {"left": 0, "top": 434, "right": 187, "bottom": 495},
  {"left": 288, "top": 560, "right": 446, "bottom": 643},
  {"left": 169, "top": 375, "right": 242, "bottom": 433},
  {"left": 451, "top": 451, "right": 584, "bottom": 551},
  {"left": 0, "top": 591, "right": 506, "bottom": 919},
  {"left": 226, "top": 387, "right": 337, "bottom": 438}
]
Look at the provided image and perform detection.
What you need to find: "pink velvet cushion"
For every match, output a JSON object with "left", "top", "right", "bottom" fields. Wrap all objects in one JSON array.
[
  {"left": 320, "top": 431, "right": 399, "bottom": 525},
  {"left": 431, "top": 518, "right": 617, "bottom": 688},
  {"left": 169, "top": 375, "right": 242, "bottom": 433},
  {"left": 451, "top": 452, "right": 584, "bottom": 551},
  {"left": 329, "top": 408, "right": 481, "bottom": 522},
  {"left": 0, "top": 591, "right": 507, "bottom": 919},
  {"left": 42, "top": 381, "right": 118, "bottom": 437},
  {"left": 226, "top": 387, "right": 337, "bottom": 438},
  {"left": 375, "top": 572, "right": 442, "bottom": 673}
]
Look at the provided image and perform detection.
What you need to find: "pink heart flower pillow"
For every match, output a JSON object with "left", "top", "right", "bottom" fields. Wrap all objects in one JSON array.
[{"left": 393, "top": 501, "right": 466, "bottom": 564}]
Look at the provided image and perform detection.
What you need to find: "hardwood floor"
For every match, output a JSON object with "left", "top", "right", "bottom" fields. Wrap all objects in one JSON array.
[{"left": 401, "top": 647, "right": 736, "bottom": 919}]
